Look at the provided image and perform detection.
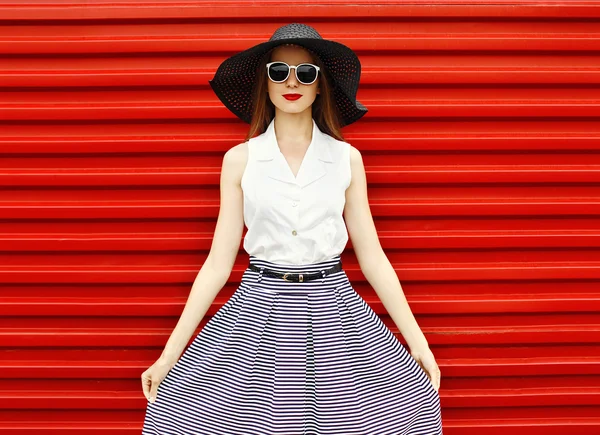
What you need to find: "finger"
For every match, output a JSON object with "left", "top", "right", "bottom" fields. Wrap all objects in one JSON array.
[
  {"left": 412, "top": 356, "right": 425, "bottom": 372},
  {"left": 432, "top": 369, "right": 441, "bottom": 391},
  {"left": 141, "top": 374, "right": 151, "bottom": 400},
  {"left": 150, "top": 381, "right": 159, "bottom": 403}
]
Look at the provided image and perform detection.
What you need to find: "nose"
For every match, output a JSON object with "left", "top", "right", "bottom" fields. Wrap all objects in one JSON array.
[{"left": 286, "top": 66, "right": 299, "bottom": 86}]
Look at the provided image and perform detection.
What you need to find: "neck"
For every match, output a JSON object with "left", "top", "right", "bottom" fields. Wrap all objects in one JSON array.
[{"left": 273, "top": 111, "right": 313, "bottom": 147}]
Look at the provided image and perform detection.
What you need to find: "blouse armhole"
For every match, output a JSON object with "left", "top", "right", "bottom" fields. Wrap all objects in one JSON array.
[
  {"left": 240, "top": 140, "right": 251, "bottom": 192},
  {"left": 344, "top": 142, "right": 352, "bottom": 191}
]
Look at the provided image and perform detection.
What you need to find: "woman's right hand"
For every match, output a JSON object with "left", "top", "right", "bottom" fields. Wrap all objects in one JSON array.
[{"left": 141, "top": 357, "right": 176, "bottom": 403}]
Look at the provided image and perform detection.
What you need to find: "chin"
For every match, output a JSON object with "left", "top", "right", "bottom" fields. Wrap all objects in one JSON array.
[{"left": 279, "top": 99, "right": 315, "bottom": 111}]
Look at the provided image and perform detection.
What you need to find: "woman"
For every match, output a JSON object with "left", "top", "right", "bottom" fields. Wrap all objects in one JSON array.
[{"left": 141, "top": 23, "right": 443, "bottom": 434}]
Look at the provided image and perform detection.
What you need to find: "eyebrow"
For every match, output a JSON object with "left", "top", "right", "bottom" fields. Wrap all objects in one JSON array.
[{"left": 271, "top": 61, "right": 313, "bottom": 65}]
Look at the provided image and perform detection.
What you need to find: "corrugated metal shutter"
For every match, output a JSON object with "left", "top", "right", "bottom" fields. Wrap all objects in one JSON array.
[{"left": 1, "top": 1, "right": 599, "bottom": 433}]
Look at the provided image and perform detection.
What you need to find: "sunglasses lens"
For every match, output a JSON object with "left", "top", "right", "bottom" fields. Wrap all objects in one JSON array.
[
  {"left": 268, "top": 62, "right": 289, "bottom": 82},
  {"left": 297, "top": 64, "right": 318, "bottom": 84}
]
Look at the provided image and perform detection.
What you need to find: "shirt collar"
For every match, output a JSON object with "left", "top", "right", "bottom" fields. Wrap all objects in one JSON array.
[{"left": 255, "top": 118, "right": 334, "bottom": 163}]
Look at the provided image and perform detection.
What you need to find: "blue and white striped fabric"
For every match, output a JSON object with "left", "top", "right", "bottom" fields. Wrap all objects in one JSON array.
[{"left": 142, "top": 255, "right": 443, "bottom": 434}]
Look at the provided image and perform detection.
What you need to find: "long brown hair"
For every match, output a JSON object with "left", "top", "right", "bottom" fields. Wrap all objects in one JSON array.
[{"left": 244, "top": 45, "right": 345, "bottom": 142}]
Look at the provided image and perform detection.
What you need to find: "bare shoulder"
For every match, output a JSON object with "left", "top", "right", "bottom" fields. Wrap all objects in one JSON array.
[
  {"left": 222, "top": 141, "right": 249, "bottom": 183},
  {"left": 348, "top": 144, "right": 363, "bottom": 163},
  {"left": 347, "top": 144, "right": 365, "bottom": 187},
  {"left": 224, "top": 141, "right": 249, "bottom": 165}
]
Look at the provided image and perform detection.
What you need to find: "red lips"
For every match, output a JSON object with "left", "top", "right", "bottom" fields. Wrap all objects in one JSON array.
[{"left": 283, "top": 94, "right": 302, "bottom": 101}]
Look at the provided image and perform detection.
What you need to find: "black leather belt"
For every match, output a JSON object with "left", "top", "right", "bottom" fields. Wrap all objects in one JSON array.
[{"left": 248, "top": 261, "right": 342, "bottom": 283}]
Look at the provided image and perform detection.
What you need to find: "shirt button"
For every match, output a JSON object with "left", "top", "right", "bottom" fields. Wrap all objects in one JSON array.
[
  {"left": 292, "top": 201, "right": 297, "bottom": 207},
  {"left": 292, "top": 230, "right": 297, "bottom": 236}
]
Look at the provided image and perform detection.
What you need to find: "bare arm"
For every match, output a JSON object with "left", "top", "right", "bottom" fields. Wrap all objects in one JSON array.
[
  {"left": 343, "top": 145, "right": 429, "bottom": 353},
  {"left": 159, "top": 142, "right": 248, "bottom": 366}
]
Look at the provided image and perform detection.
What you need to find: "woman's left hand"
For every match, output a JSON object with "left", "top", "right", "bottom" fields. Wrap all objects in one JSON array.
[{"left": 410, "top": 347, "right": 441, "bottom": 392}]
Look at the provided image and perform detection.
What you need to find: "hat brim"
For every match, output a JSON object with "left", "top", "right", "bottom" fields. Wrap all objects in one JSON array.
[{"left": 209, "top": 37, "right": 368, "bottom": 127}]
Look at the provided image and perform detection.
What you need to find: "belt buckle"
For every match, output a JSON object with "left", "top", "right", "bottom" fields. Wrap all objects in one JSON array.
[{"left": 282, "top": 273, "right": 303, "bottom": 282}]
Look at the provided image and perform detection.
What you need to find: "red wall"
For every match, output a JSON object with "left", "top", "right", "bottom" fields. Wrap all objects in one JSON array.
[{"left": 1, "top": 1, "right": 599, "bottom": 433}]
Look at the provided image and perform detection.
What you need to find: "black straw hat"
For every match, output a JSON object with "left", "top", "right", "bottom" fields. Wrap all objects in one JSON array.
[{"left": 208, "top": 23, "right": 368, "bottom": 127}]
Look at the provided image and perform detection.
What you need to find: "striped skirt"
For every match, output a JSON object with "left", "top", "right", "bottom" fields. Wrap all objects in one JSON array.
[{"left": 142, "top": 255, "right": 443, "bottom": 434}]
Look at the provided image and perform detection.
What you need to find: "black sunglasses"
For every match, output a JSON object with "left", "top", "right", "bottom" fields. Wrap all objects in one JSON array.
[{"left": 266, "top": 61, "right": 320, "bottom": 85}]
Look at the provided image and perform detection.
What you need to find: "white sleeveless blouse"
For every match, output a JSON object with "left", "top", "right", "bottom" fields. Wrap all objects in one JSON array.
[{"left": 241, "top": 118, "right": 351, "bottom": 265}]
